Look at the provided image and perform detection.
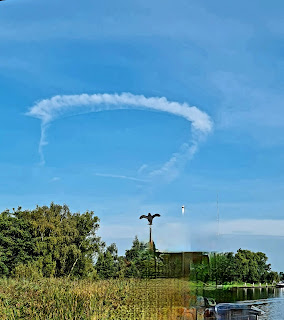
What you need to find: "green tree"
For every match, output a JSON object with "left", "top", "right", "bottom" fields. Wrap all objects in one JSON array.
[
  {"left": 210, "top": 249, "right": 273, "bottom": 284},
  {"left": 125, "top": 236, "right": 147, "bottom": 261},
  {"left": 0, "top": 208, "right": 34, "bottom": 276},
  {"left": 234, "top": 249, "right": 250, "bottom": 282},
  {"left": 0, "top": 203, "right": 102, "bottom": 278},
  {"left": 235, "top": 249, "right": 269, "bottom": 283},
  {"left": 124, "top": 236, "right": 146, "bottom": 278},
  {"left": 95, "top": 243, "right": 119, "bottom": 279},
  {"left": 256, "top": 251, "right": 271, "bottom": 281},
  {"left": 266, "top": 271, "right": 279, "bottom": 283},
  {"left": 124, "top": 236, "right": 163, "bottom": 278},
  {"left": 209, "top": 252, "right": 235, "bottom": 284}
]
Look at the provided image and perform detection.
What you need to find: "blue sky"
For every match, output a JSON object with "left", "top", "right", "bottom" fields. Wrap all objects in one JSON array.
[{"left": 1, "top": 1, "right": 284, "bottom": 270}]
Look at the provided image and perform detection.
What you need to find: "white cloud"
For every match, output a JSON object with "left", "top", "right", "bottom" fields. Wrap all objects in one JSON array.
[
  {"left": 149, "top": 142, "right": 198, "bottom": 182},
  {"left": 27, "top": 93, "right": 212, "bottom": 131},
  {"left": 27, "top": 92, "right": 213, "bottom": 180},
  {"left": 137, "top": 164, "right": 148, "bottom": 175},
  {"left": 94, "top": 173, "right": 147, "bottom": 182},
  {"left": 99, "top": 221, "right": 191, "bottom": 252},
  {"left": 204, "top": 219, "right": 284, "bottom": 237}
]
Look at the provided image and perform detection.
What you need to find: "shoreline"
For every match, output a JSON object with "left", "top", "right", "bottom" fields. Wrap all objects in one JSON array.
[{"left": 188, "top": 282, "right": 276, "bottom": 289}]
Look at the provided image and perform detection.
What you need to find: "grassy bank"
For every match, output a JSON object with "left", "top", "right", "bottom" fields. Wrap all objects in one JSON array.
[
  {"left": 189, "top": 281, "right": 275, "bottom": 289},
  {"left": 0, "top": 278, "right": 192, "bottom": 320}
]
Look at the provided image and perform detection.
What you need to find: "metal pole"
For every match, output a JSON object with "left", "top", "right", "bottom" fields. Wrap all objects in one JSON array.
[
  {"left": 215, "top": 252, "right": 217, "bottom": 287},
  {"left": 217, "top": 194, "right": 220, "bottom": 238}
]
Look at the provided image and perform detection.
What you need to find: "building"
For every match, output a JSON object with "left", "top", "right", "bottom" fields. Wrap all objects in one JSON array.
[{"left": 159, "top": 251, "right": 209, "bottom": 278}]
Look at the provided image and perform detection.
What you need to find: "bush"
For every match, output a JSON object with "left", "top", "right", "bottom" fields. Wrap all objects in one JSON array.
[{"left": 12, "top": 261, "right": 43, "bottom": 280}]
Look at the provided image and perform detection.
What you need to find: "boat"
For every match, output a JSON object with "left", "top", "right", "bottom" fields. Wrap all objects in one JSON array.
[
  {"left": 192, "top": 297, "right": 264, "bottom": 319},
  {"left": 276, "top": 280, "right": 284, "bottom": 288},
  {"left": 204, "top": 303, "right": 264, "bottom": 319}
]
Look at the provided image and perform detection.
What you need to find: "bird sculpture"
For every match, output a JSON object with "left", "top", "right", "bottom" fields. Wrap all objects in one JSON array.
[{"left": 139, "top": 213, "right": 160, "bottom": 225}]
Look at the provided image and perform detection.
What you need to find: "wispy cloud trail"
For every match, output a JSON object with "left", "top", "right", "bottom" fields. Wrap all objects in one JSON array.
[
  {"left": 27, "top": 92, "right": 213, "bottom": 180},
  {"left": 95, "top": 173, "right": 147, "bottom": 182}
]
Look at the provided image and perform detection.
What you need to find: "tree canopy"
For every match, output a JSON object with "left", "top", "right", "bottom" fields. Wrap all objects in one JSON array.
[
  {"left": 0, "top": 203, "right": 101, "bottom": 278},
  {"left": 0, "top": 203, "right": 280, "bottom": 283},
  {"left": 199, "top": 249, "right": 277, "bottom": 284}
]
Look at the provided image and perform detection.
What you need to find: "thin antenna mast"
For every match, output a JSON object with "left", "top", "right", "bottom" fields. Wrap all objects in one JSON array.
[{"left": 217, "top": 194, "right": 220, "bottom": 238}]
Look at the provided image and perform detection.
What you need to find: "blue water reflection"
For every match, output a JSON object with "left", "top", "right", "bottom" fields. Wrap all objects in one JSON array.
[{"left": 190, "top": 287, "right": 284, "bottom": 319}]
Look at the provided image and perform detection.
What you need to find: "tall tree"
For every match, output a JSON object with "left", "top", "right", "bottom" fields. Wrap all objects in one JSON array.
[
  {"left": 95, "top": 243, "right": 119, "bottom": 279},
  {"left": 211, "top": 249, "right": 274, "bottom": 284},
  {"left": 1, "top": 203, "right": 102, "bottom": 278},
  {"left": 0, "top": 209, "right": 34, "bottom": 276},
  {"left": 124, "top": 236, "right": 163, "bottom": 278}
]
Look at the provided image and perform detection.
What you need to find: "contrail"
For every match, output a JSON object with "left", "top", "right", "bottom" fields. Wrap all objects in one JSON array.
[
  {"left": 27, "top": 92, "right": 213, "bottom": 179},
  {"left": 94, "top": 173, "right": 147, "bottom": 182}
]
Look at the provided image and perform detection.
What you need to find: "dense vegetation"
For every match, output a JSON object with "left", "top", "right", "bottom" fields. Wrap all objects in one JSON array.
[
  {"left": 192, "top": 250, "right": 279, "bottom": 284},
  {"left": 0, "top": 278, "right": 191, "bottom": 319},
  {"left": 0, "top": 204, "right": 101, "bottom": 279},
  {"left": 0, "top": 203, "right": 282, "bottom": 319},
  {"left": 0, "top": 203, "right": 280, "bottom": 283},
  {"left": 0, "top": 204, "right": 162, "bottom": 280}
]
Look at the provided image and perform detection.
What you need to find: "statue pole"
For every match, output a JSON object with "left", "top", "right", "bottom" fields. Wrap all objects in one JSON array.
[
  {"left": 149, "top": 225, "right": 153, "bottom": 250},
  {"left": 139, "top": 213, "right": 160, "bottom": 250}
]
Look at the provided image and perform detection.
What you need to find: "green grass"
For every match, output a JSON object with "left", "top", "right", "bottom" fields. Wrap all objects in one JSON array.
[
  {"left": 0, "top": 278, "right": 193, "bottom": 320},
  {"left": 0, "top": 278, "right": 274, "bottom": 319},
  {"left": 188, "top": 280, "right": 275, "bottom": 290}
]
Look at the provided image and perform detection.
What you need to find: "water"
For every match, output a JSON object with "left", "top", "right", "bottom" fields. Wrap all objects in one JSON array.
[{"left": 190, "top": 287, "right": 284, "bottom": 319}]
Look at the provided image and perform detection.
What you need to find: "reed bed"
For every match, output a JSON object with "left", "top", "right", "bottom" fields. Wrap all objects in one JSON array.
[{"left": 0, "top": 278, "right": 192, "bottom": 320}]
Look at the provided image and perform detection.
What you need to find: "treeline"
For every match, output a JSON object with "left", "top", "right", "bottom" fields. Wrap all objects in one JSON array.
[
  {"left": 0, "top": 204, "right": 161, "bottom": 279},
  {"left": 0, "top": 203, "right": 281, "bottom": 283},
  {"left": 192, "top": 250, "right": 279, "bottom": 284},
  {"left": 0, "top": 204, "right": 101, "bottom": 278},
  {"left": 95, "top": 237, "right": 163, "bottom": 279}
]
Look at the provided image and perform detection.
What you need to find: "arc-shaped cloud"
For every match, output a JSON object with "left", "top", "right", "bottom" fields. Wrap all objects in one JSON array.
[{"left": 27, "top": 93, "right": 213, "bottom": 180}]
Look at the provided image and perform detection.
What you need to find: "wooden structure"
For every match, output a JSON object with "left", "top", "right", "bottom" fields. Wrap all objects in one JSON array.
[{"left": 160, "top": 251, "right": 209, "bottom": 278}]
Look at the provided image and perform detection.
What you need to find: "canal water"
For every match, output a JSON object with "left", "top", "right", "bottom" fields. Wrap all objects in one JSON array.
[{"left": 191, "top": 287, "right": 284, "bottom": 319}]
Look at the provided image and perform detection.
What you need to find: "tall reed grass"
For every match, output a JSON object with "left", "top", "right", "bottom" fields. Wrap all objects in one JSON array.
[{"left": 0, "top": 278, "right": 192, "bottom": 319}]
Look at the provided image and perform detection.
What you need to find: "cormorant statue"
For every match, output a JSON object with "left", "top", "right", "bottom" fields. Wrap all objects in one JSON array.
[{"left": 139, "top": 213, "right": 160, "bottom": 225}]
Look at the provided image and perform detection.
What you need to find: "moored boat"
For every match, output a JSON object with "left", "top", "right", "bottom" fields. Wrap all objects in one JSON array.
[
  {"left": 204, "top": 303, "right": 264, "bottom": 319},
  {"left": 276, "top": 280, "right": 284, "bottom": 288}
]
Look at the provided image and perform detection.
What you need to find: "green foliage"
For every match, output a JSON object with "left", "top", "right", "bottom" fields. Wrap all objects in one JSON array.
[
  {"left": 0, "top": 204, "right": 102, "bottom": 279},
  {"left": 191, "top": 260, "right": 210, "bottom": 283},
  {"left": 266, "top": 271, "right": 279, "bottom": 283},
  {"left": 95, "top": 243, "right": 120, "bottom": 279},
  {"left": 0, "top": 205, "right": 163, "bottom": 280},
  {"left": 0, "top": 203, "right": 279, "bottom": 284},
  {"left": 124, "top": 236, "right": 164, "bottom": 279},
  {"left": 209, "top": 252, "right": 238, "bottom": 284},
  {"left": 0, "top": 208, "right": 34, "bottom": 276},
  {"left": 234, "top": 249, "right": 271, "bottom": 283},
  {"left": 207, "top": 249, "right": 277, "bottom": 284},
  {"left": 95, "top": 236, "right": 165, "bottom": 279},
  {"left": 0, "top": 278, "right": 191, "bottom": 319},
  {"left": 12, "top": 261, "right": 43, "bottom": 280},
  {"left": 125, "top": 236, "right": 147, "bottom": 261},
  {"left": 95, "top": 236, "right": 163, "bottom": 279}
]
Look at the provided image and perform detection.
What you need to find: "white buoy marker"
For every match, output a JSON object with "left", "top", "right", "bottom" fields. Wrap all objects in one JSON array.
[{"left": 182, "top": 205, "right": 185, "bottom": 215}]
